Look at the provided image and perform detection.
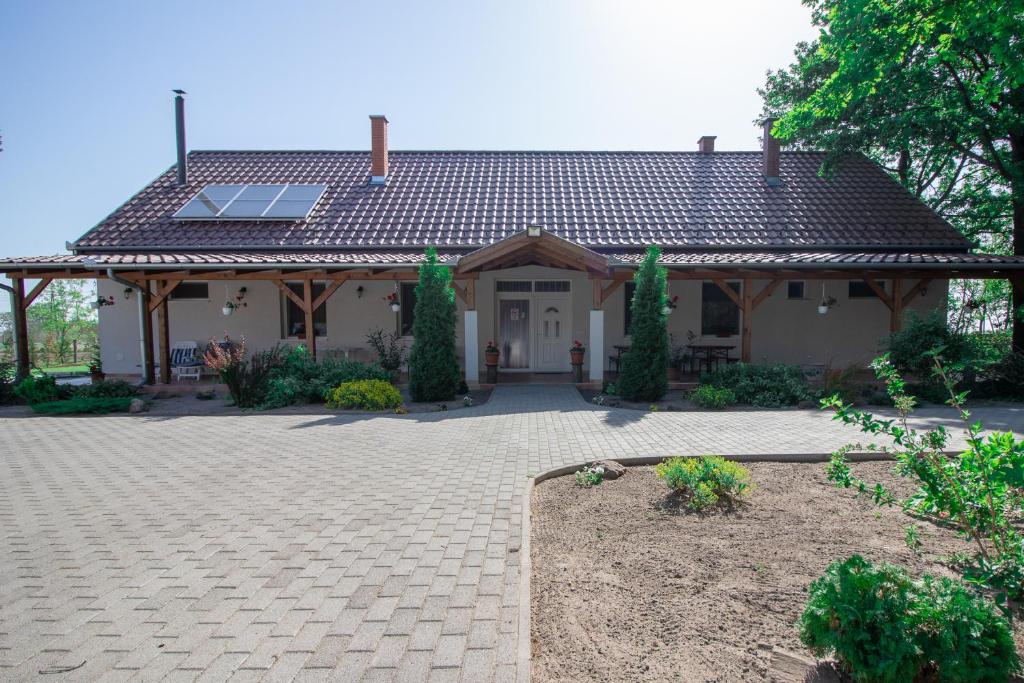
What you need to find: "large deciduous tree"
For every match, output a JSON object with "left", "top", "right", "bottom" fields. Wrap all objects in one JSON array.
[
  {"left": 618, "top": 246, "right": 670, "bottom": 401},
  {"left": 408, "top": 247, "right": 461, "bottom": 402},
  {"left": 760, "top": 0, "right": 1024, "bottom": 347}
]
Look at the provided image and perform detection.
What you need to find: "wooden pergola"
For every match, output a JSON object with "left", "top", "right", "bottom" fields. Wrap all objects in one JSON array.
[{"left": 3, "top": 237, "right": 1023, "bottom": 383}]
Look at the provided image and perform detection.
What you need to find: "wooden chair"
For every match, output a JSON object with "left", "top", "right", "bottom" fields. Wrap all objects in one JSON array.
[{"left": 170, "top": 341, "right": 203, "bottom": 382}]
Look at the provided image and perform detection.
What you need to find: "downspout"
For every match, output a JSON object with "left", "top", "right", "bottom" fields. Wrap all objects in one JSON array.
[
  {"left": 106, "top": 268, "right": 153, "bottom": 385},
  {"left": 0, "top": 281, "right": 26, "bottom": 379}
]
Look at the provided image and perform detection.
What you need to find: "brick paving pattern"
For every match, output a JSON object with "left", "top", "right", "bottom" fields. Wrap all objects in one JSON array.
[{"left": 1, "top": 386, "right": 1022, "bottom": 681}]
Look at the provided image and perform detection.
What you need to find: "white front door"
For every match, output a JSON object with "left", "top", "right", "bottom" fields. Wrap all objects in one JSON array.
[{"left": 535, "top": 298, "right": 569, "bottom": 372}]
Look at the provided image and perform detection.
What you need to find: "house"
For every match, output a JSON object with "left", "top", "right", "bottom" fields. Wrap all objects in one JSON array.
[{"left": 3, "top": 94, "right": 1024, "bottom": 386}]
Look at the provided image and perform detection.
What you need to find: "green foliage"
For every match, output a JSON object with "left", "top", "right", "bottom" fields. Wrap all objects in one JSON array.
[
  {"left": 366, "top": 328, "right": 405, "bottom": 373},
  {"left": 0, "top": 359, "right": 15, "bottom": 405},
  {"left": 801, "top": 556, "right": 1017, "bottom": 683},
  {"left": 260, "top": 346, "right": 390, "bottom": 409},
  {"left": 204, "top": 337, "right": 283, "bottom": 409},
  {"left": 73, "top": 379, "right": 139, "bottom": 399},
  {"left": 691, "top": 384, "right": 735, "bottom": 410},
  {"left": 655, "top": 456, "right": 751, "bottom": 511},
  {"left": 701, "top": 363, "right": 817, "bottom": 407},
  {"left": 976, "top": 350, "right": 1024, "bottom": 400},
  {"left": 617, "top": 246, "right": 669, "bottom": 402},
  {"left": 408, "top": 247, "right": 461, "bottom": 402},
  {"left": 574, "top": 465, "right": 604, "bottom": 488},
  {"left": 14, "top": 374, "right": 60, "bottom": 404},
  {"left": 324, "top": 379, "right": 403, "bottom": 411},
  {"left": 823, "top": 355, "right": 1024, "bottom": 603},
  {"left": 30, "top": 396, "right": 133, "bottom": 415},
  {"left": 25, "top": 279, "right": 97, "bottom": 367}
]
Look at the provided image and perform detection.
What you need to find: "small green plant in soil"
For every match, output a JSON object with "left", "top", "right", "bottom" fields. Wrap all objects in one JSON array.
[
  {"left": 574, "top": 465, "right": 605, "bottom": 488},
  {"left": 655, "top": 455, "right": 751, "bottom": 511},
  {"left": 801, "top": 555, "right": 1017, "bottom": 683},
  {"left": 823, "top": 354, "right": 1024, "bottom": 607},
  {"left": 691, "top": 384, "right": 736, "bottom": 410},
  {"left": 701, "top": 362, "right": 818, "bottom": 407},
  {"left": 324, "top": 379, "right": 403, "bottom": 411},
  {"left": 14, "top": 374, "right": 61, "bottom": 404}
]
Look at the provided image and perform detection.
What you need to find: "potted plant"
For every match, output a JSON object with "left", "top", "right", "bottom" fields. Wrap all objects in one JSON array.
[
  {"left": 88, "top": 353, "right": 104, "bottom": 383},
  {"left": 569, "top": 340, "right": 586, "bottom": 365},
  {"left": 484, "top": 340, "right": 500, "bottom": 366},
  {"left": 662, "top": 295, "right": 679, "bottom": 316},
  {"left": 385, "top": 292, "right": 401, "bottom": 313}
]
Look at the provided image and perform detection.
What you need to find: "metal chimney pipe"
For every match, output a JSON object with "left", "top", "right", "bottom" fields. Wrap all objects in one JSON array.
[{"left": 174, "top": 90, "right": 187, "bottom": 185}]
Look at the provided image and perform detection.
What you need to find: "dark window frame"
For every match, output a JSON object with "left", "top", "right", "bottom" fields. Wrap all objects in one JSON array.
[
  {"left": 848, "top": 280, "right": 885, "bottom": 299},
  {"left": 169, "top": 282, "right": 210, "bottom": 300},
  {"left": 282, "top": 282, "right": 327, "bottom": 339},
  {"left": 623, "top": 281, "right": 637, "bottom": 335},
  {"left": 399, "top": 282, "right": 417, "bottom": 337},
  {"left": 787, "top": 281, "right": 805, "bottom": 300},
  {"left": 700, "top": 281, "right": 741, "bottom": 337}
]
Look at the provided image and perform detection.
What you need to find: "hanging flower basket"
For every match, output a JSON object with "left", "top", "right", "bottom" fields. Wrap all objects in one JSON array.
[
  {"left": 385, "top": 292, "right": 401, "bottom": 312},
  {"left": 662, "top": 295, "right": 679, "bottom": 315},
  {"left": 222, "top": 301, "right": 237, "bottom": 316}
]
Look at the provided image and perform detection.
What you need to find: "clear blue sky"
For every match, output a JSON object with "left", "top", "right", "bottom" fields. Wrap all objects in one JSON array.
[{"left": 0, "top": 0, "right": 816, "bottom": 310}]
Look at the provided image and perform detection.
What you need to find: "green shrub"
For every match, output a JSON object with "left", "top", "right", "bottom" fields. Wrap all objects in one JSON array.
[
  {"left": 617, "top": 246, "right": 670, "bottom": 401},
  {"left": 30, "top": 397, "right": 134, "bottom": 415},
  {"left": 701, "top": 363, "right": 817, "bottom": 407},
  {"left": 260, "top": 346, "right": 390, "bottom": 408},
  {"left": 73, "top": 379, "right": 139, "bottom": 399},
  {"left": 324, "top": 379, "right": 403, "bottom": 411},
  {"left": 976, "top": 350, "right": 1024, "bottom": 400},
  {"left": 203, "top": 337, "right": 283, "bottom": 408},
  {"left": 14, "top": 375, "right": 60, "bottom": 404},
  {"left": 825, "top": 355, "right": 1024, "bottom": 603},
  {"left": 0, "top": 360, "right": 15, "bottom": 405},
  {"left": 655, "top": 456, "right": 751, "bottom": 510},
  {"left": 801, "top": 556, "right": 1017, "bottom": 683},
  {"left": 408, "top": 247, "right": 461, "bottom": 402},
  {"left": 366, "top": 328, "right": 405, "bottom": 375},
  {"left": 691, "top": 384, "right": 735, "bottom": 409}
]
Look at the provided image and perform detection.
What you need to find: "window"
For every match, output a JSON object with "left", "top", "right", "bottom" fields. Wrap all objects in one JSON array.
[
  {"left": 849, "top": 280, "right": 884, "bottom": 299},
  {"left": 623, "top": 281, "right": 636, "bottom": 335},
  {"left": 283, "top": 283, "right": 327, "bottom": 338},
  {"left": 496, "top": 280, "right": 532, "bottom": 292},
  {"left": 701, "top": 281, "right": 741, "bottom": 336},
  {"left": 534, "top": 280, "right": 571, "bottom": 293},
  {"left": 169, "top": 282, "right": 209, "bottom": 300},
  {"left": 787, "top": 281, "right": 805, "bottom": 300},
  {"left": 399, "top": 282, "right": 417, "bottom": 336}
]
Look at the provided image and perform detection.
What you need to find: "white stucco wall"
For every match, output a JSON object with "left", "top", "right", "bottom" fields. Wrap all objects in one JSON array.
[{"left": 98, "top": 274, "right": 947, "bottom": 377}]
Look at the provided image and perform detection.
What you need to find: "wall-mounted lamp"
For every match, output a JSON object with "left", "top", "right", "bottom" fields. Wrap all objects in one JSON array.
[
  {"left": 356, "top": 285, "right": 365, "bottom": 299},
  {"left": 123, "top": 287, "right": 133, "bottom": 300}
]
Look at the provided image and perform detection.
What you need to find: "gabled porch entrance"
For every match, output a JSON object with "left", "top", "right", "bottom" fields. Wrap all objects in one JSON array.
[{"left": 495, "top": 279, "right": 572, "bottom": 372}]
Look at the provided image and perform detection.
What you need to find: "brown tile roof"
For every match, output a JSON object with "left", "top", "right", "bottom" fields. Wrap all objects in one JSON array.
[{"left": 68, "top": 150, "right": 970, "bottom": 252}]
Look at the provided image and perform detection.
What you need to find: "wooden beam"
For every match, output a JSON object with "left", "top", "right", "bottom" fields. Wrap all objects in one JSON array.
[
  {"left": 303, "top": 279, "right": 316, "bottom": 359},
  {"left": 147, "top": 280, "right": 182, "bottom": 313},
  {"left": 312, "top": 279, "right": 345, "bottom": 312},
  {"left": 451, "top": 281, "right": 467, "bottom": 305},
  {"left": 741, "top": 279, "right": 753, "bottom": 363},
  {"left": 273, "top": 279, "right": 306, "bottom": 309},
  {"left": 12, "top": 279, "right": 30, "bottom": 379},
  {"left": 140, "top": 281, "right": 155, "bottom": 385},
  {"left": 901, "top": 278, "right": 932, "bottom": 307},
  {"left": 711, "top": 277, "right": 743, "bottom": 308},
  {"left": 890, "top": 278, "right": 903, "bottom": 333},
  {"left": 592, "top": 279, "right": 603, "bottom": 309},
  {"left": 863, "top": 276, "right": 895, "bottom": 311},
  {"left": 600, "top": 279, "right": 624, "bottom": 305},
  {"left": 751, "top": 278, "right": 783, "bottom": 309},
  {"left": 156, "top": 279, "right": 171, "bottom": 384},
  {"left": 464, "top": 278, "right": 475, "bottom": 310},
  {"left": 21, "top": 278, "right": 52, "bottom": 309}
]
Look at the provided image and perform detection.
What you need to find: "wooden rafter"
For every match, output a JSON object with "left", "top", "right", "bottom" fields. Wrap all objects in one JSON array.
[
  {"left": 273, "top": 279, "right": 306, "bottom": 309},
  {"left": 311, "top": 280, "right": 345, "bottom": 312},
  {"left": 751, "top": 278, "right": 783, "bottom": 309},
  {"left": 710, "top": 277, "right": 743, "bottom": 308},
  {"left": 901, "top": 278, "right": 932, "bottom": 307},
  {"left": 147, "top": 280, "right": 182, "bottom": 313},
  {"left": 862, "top": 276, "right": 895, "bottom": 310},
  {"left": 21, "top": 278, "right": 52, "bottom": 309}
]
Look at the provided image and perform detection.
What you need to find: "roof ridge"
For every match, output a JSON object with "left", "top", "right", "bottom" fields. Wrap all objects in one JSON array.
[{"left": 187, "top": 149, "right": 830, "bottom": 156}]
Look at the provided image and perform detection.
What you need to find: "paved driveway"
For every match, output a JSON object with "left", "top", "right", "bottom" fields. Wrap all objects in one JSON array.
[{"left": 1, "top": 386, "right": 1022, "bottom": 682}]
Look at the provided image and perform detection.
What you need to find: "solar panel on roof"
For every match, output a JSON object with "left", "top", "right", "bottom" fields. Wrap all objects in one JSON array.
[{"left": 173, "top": 184, "right": 326, "bottom": 220}]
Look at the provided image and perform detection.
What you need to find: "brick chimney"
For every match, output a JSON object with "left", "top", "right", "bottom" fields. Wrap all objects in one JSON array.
[
  {"left": 697, "top": 135, "right": 716, "bottom": 153},
  {"left": 369, "top": 115, "right": 389, "bottom": 184},
  {"left": 761, "top": 118, "right": 781, "bottom": 185}
]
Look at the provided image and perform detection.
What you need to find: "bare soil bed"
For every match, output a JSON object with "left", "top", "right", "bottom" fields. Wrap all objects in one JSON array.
[{"left": 530, "top": 462, "right": 1024, "bottom": 682}]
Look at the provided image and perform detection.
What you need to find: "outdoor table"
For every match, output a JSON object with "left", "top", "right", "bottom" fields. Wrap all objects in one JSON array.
[{"left": 686, "top": 343, "right": 736, "bottom": 374}]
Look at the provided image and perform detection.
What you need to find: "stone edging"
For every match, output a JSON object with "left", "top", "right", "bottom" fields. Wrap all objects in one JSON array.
[{"left": 515, "top": 451, "right": 895, "bottom": 682}]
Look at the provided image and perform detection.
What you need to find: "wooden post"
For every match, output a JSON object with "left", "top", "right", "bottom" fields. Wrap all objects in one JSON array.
[
  {"left": 303, "top": 279, "right": 316, "bottom": 360},
  {"left": 890, "top": 279, "right": 903, "bottom": 333},
  {"left": 12, "top": 279, "right": 30, "bottom": 379},
  {"left": 140, "top": 281, "right": 155, "bottom": 384},
  {"left": 741, "top": 279, "right": 753, "bottom": 363},
  {"left": 156, "top": 279, "right": 171, "bottom": 384},
  {"left": 464, "top": 279, "right": 475, "bottom": 310}
]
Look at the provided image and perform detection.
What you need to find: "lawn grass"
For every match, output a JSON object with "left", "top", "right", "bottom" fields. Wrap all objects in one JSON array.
[{"left": 37, "top": 364, "right": 90, "bottom": 374}]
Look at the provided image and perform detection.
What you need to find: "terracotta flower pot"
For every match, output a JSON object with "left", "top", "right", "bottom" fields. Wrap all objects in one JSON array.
[
  {"left": 569, "top": 349, "right": 585, "bottom": 366},
  {"left": 485, "top": 350, "right": 500, "bottom": 366}
]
